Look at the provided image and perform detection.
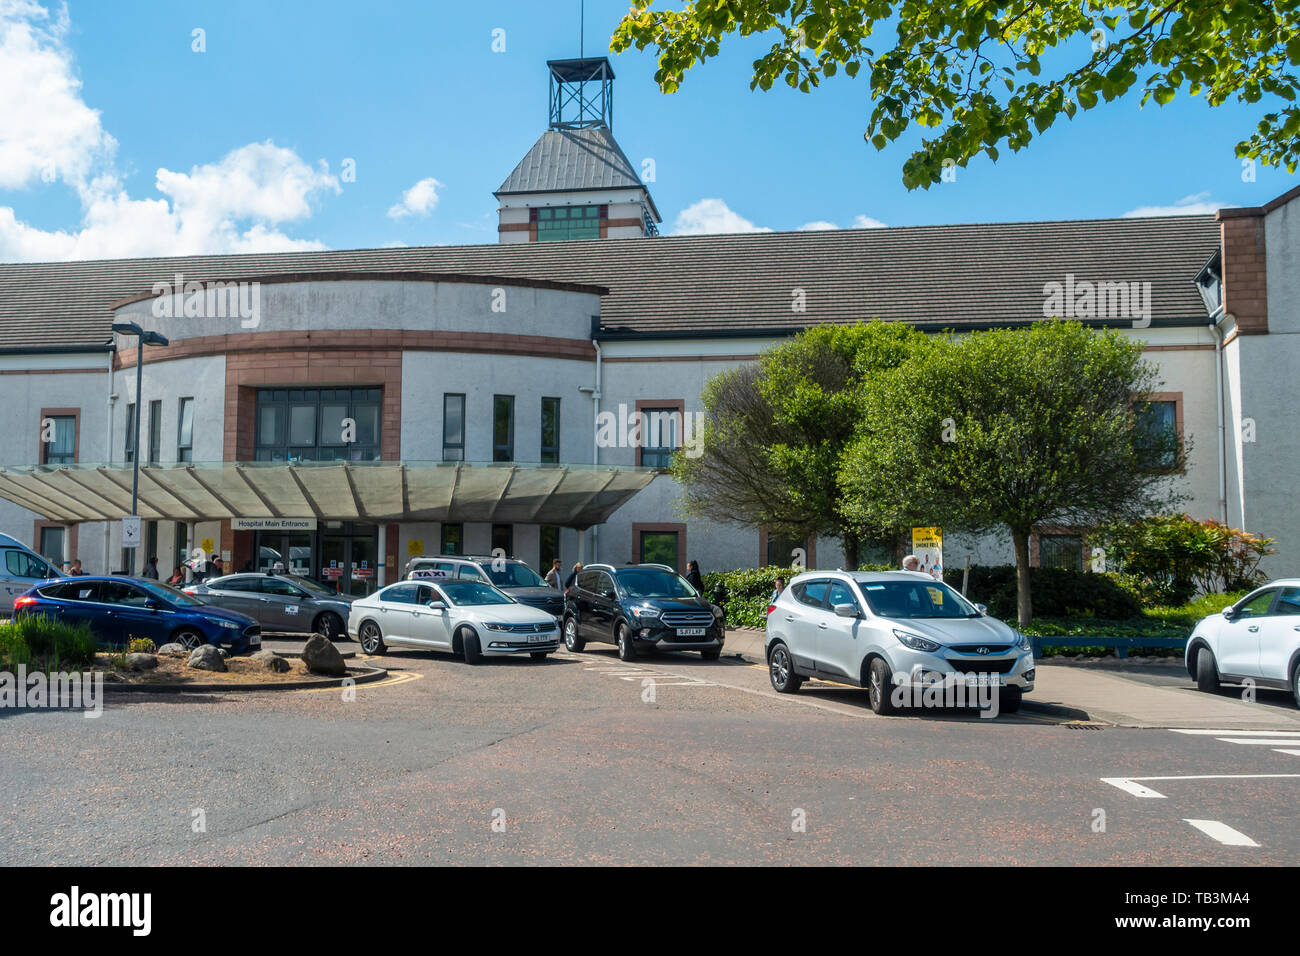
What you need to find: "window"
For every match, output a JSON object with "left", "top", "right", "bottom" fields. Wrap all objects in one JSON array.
[
  {"left": 42, "top": 415, "right": 76, "bottom": 466},
  {"left": 534, "top": 204, "right": 603, "bottom": 242},
  {"left": 218, "top": 576, "right": 262, "bottom": 592},
  {"left": 493, "top": 395, "right": 514, "bottom": 462},
  {"left": 766, "top": 532, "right": 808, "bottom": 569},
  {"left": 457, "top": 564, "right": 485, "bottom": 580},
  {"left": 576, "top": 570, "right": 599, "bottom": 592},
  {"left": 38, "top": 527, "right": 65, "bottom": 567},
  {"left": 124, "top": 403, "right": 136, "bottom": 463},
  {"left": 539, "top": 525, "right": 559, "bottom": 573},
  {"left": 639, "top": 530, "right": 678, "bottom": 566},
  {"left": 145, "top": 521, "right": 158, "bottom": 567},
  {"left": 148, "top": 400, "right": 162, "bottom": 464},
  {"left": 1276, "top": 587, "right": 1300, "bottom": 615},
  {"left": 443, "top": 393, "right": 465, "bottom": 461},
  {"left": 1238, "top": 590, "right": 1277, "bottom": 618},
  {"left": 261, "top": 577, "right": 303, "bottom": 597},
  {"left": 491, "top": 524, "right": 513, "bottom": 557},
  {"left": 794, "top": 580, "right": 830, "bottom": 608},
  {"left": 440, "top": 523, "right": 463, "bottom": 556},
  {"left": 255, "top": 388, "right": 382, "bottom": 462},
  {"left": 1039, "top": 534, "right": 1083, "bottom": 571},
  {"left": 827, "top": 580, "right": 859, "bottom": 612},
  {"left": 6, "top": 549, "right": 50, "bottom": 578},
  {"left": 177, "top": 398, "right": 194, "bottom": 462},
  {"left": 173, "top": 522, "right": 188, "bottom": 571},
  {"left": 381, "top": 584, "right": 419, "bottom": 605},
  {"left": 640, "top": 406, "right": 681, "bottom": 469},
  {"left": 1135, "top": 399, "right": 1178, "bottom": 470},
  {"left": 540, "top": 397, "right": 560, "bottom": 464}
]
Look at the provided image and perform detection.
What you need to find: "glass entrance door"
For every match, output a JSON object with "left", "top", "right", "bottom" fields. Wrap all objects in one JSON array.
[{"left": 319, "top": 524, "right": 378, "bottom": 597}]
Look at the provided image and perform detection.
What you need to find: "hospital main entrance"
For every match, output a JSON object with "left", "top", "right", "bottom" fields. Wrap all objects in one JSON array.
[{"left": 253, "top": 522, "right": 379, "bottom": 597}]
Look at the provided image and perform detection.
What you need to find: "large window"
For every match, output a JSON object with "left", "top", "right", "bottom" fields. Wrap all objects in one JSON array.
[
  {"left": 766, "top": 532, "right": 809, "bottom": 569},
  {"left": 148, "top": 400, "right": 162, "bottom": 464},
  {"left": 539, "top": 525, "right": 559, "bottom": 573},
  {"left": 440, "top": 523, "right": 463, "bottom": 556},
  {"left": 38, "top": 526, "right": 65, "bottom": 567},
  {"left": 540, "top": 397, "right": 560, "bottom": 464},
  {"left": 640, "top": 406, "right": 681, "bottom": 469},
  {"left": 1135, "top": 399, "right": 1178, "bottom": 470},
  {"left": 493, "top": 395, "right": 514, "bottom": 462},
  {"left": 177, "top": 397, "right": 194, "bottom": 462},
  {"left": 639, "top": 530, "right": 679, "bottom": 567},
  {"left": 443, "top": 393, "right": 465, "bottom": 462},
  {"left": 41, "top": 415, "right": 75, "bottom": 465},
  {"left": 124, "top": 403, "right": 136, "bottom": 463},
  {"left": 491, "top": 524, "right": 513, "bottom": 558},
  {"left": 255, "top": 388, "right": 381, "bottom": 462},
  {"left": 534, "top": 204, "right": 603, "bottom": 242},
  {"left": 1039, "top": 534, "right": 1083, "bottom": 571}
]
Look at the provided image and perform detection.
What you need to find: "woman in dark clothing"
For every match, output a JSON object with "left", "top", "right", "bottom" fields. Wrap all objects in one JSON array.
[{"left": 685, "top": 560, "right": 704, "bottom": 593}]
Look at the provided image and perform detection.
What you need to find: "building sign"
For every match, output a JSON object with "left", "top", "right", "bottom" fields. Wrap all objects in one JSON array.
[
  {"left": 407, "top": 539, "right": 423, "bottom": 556},
  {"left": 911, "top": 527, "right": 944, "bottom": 580},
  {"left": 121, "top": 515, "right": 141, "bottom": 549},
  {"left": 232, "top": 517, "right": 318, "bottom": 531}
]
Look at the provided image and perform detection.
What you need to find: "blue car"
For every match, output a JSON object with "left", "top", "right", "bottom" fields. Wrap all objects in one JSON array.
[{"left": 14, "top": 576, "right": 261, "bottom": 654}]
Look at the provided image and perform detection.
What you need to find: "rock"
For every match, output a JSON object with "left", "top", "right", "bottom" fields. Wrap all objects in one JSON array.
[
  {"left": 157, "top": 643, "right": 187, "bottom": 657},
  {"left": 301, "top": 634, "right": 347, "bottom": 676},
  {"left": 187, "top": 645, "right": 227, "bottom": 672},
  {"left": 250, "top": 649, "right": 290, "bottom": 673},
  {"left": 125, "top": 653, "right": 158, "bottom": 671}
]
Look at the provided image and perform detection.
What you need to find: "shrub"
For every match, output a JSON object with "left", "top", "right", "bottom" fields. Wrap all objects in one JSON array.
[
  {"left": 3, "top": 615, "right": 96, "bottom": 669},
  {"left": 127, "top": 637, "right": 157, "bottom": 655},
  {"left": 703, "top": 564, "right": 892, "bottom": 628},
  {"left": 942, "top": 565, "right": 1143, "bottom": 620}
]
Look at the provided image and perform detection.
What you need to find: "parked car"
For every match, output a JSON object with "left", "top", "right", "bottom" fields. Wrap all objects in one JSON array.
[
  {"left": 184, "top": 572, "right": 353, "bottom": 641},
  {"left": 1187, "top": 580, "right": 1300, "bottom": 706},
  {"left": 0, "top": 532, "right": 58, "bottom": 614},
  {"left": 13, "top": 576, "right": 261, "bottom": 653},
  {"left": 349, "top": 578, "right": 559, "bottom": 663},
  {"left": 406, "top": 554, "right": 565, "bottom": 619},
  {"left": 764, "top": 570, "right": 1035, "bottom": 714},
  {"left": 562, "top": 563, "right": 725, "bottom": 661}
]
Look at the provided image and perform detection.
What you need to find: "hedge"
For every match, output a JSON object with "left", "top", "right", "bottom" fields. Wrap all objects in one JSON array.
[
  {"left": 942, "top": 565, "right": 1142, "bottom": 620},
  {"left": 702, "top": 564, "right": 893, "bottom": 629}
]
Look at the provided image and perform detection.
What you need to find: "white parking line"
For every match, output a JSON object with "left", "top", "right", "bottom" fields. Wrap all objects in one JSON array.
[
  {"left": 1274, "top": 749, "right": 1300, "bottom": 757},
  {"left": 1213, "top": 738, "right": 1300, "bottom": 746},
  {"left": 1170, "top": 728, "right": 1300, "bottom": 736},
  {"left": 1101, "top": 777, "right": 1167, "bottom": 798},
  {"left": 1102, "top": 772, "right": 1300, "bottom": 800},
  {"left": 1183, "top": 819, "right": 1260, "bottom": 847}
]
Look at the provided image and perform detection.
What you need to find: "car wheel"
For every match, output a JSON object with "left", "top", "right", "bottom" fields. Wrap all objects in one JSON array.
[
  {"left": 616, "top": 623, "right": 636, "bottom": 661},
  {"left": 1196, "top": 647, "right": 1220, "bottom": 693},
  {"left": 358, "top": 621, "right": 386, "bottom": 655},
  {"left": 461, "top": 628, "right": 483, "bottom": 665},
  {"left": 314, "top": 612, "right": 345, "bottom": 642},
  {"left": 173, "top": 628, "right": 204, "bottom": 652},
  {"left": 767, "top": 642, "right": 802, "bottom": 694},
  {"left": 701, "top": 646, "right": 722, "bottom": 662},
  {"left": 1292, "top": 662, "right": 1300, "bottom": 709},
  {"left": 998, "top": 686, "right": 1022, "bottom": 714},
  {"left": 867, "top": 658, "right": 897, "bottom": 715},
  {"left": 563, "top": 616, "right": 585, "bottom": 652},
  {"left": 530, "top": 651, "right": 549, "bottom": 662}
]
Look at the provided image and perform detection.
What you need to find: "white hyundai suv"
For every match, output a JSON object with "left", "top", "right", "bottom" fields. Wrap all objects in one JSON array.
[
  {"left": 765, "top": 570, "right": 1035, "bottom": 714},
  {"left": 1187, "top": 580, "right": 1300, "bottom": 706}
]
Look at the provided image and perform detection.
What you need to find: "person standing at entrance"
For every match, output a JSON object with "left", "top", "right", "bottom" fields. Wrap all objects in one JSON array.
[
  {"left": 545, "top": 558, "right": 563, "bottom": 589},
  {"left": 142, "top": 556, "right": 159, "bottom": 579}
]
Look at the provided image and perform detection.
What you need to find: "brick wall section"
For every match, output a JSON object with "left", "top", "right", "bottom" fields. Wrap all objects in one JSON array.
[{"left": 1218, "top": 209, "right": 1269, "bottom": 334}]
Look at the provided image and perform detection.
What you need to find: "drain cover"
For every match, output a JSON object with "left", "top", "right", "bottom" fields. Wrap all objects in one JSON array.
[{"left": 1064, "top": 721, "right": 1107, "bottom": 730}]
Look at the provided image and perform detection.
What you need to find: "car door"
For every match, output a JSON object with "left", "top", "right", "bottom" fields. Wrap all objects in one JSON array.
[
  {"left": 204, "top": 575, "right": 269, "bottom": 622},
  {"left": 373, "top": 583, "right": 418, "bottom": 644},
  {"left": 48, "top": 580, "right": 104, "bottom": 633},
  {"left": 818, "top": 579, "right": 864, "bottom": 682},
  {"left": 1257, "top": 586, "right": 1300, "bottom": 684},
  {"left": 572, "top": 571, "right": 599, "bottom": 638},
  {"left": 407, "top": 583, "right": 452, "bottom": 648},
  {"left": 99, "top": 580, "right": 168, "bottom": 646},
  {"left": 260, "top": 577, "right": 308, "bottom": 630},
  {"left": 1219, "top": 588, "right": 1277, "bottom": 677},
  {"left": 590, "top": 570, "right": 618, "bottom": 642},
  {"left": 782, "top": 579, "right": 830, "bottom": 673}
]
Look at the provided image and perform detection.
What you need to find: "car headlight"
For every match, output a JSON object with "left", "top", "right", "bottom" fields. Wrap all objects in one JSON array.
[
  {"left": 712, "top": 605, "right": 723, "bottom": 618},
  {"left": 892, "top": 628, "right": 941, "bottom": 653},
  {"left": 216, "top": 619, "right": 243, "bottom": 630},
  {"left": 484, "top": 622, "right": 511, "bottom": 631},
  {"left": 632, "top": 605, "right": 661, "bottom": 619},
  {"left": 1016, "top": 632, "right": 1032, "bottom": 652}
]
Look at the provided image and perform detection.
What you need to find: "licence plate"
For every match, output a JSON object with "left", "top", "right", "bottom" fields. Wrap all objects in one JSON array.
[
  {"left": 527, "top": 633, "right": 551, "bottom": 643},
  {"left": 963, "top": 673, "right": 1004, "bottom": 687},
  {"left": 250, "top": 636, "right": 261, "bottom": 647},
  {"left": 677, "top": 627, "right": 706, "bottom": 638}
]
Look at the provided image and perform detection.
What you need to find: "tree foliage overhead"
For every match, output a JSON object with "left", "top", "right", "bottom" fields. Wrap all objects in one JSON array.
[{"left": 612, "top": 0, "right": 1300, "bottom": 188}]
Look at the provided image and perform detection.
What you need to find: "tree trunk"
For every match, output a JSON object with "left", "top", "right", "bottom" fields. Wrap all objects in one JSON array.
[
  {"left": 1012, "top": 528, "right": 1033, "bottom": 628},
  {"left": 841, "top": 528, "right": 859, "bottom": 571}
]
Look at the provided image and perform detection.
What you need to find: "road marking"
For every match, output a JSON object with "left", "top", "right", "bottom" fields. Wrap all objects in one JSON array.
[
  {"left": 1213, "top": 738, "right": 1300, "bottom": 746},
  {"left": 1183, "top": 819, "right": 1260, "bottom": 847},
  {"left": 1170, "top": 728, "right": 1300, "bottom": 736},
  {"left": 292, "top": 669, "right": 423, "bottom": 694},
  {"left": 1103, "top": 772, "right": 1300, "bottom": 800},
  {"left": 1101, "top": 777, "right": 1168, "bottom": 798},
  {"left": 1274, "top": 749, "right": 1300, "bottom": 757}
]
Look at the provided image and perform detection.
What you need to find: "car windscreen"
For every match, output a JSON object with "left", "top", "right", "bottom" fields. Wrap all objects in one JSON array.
[
  {"left": 858, "top": 580, "right": 977, "bottom": 619},
  {"left": 482, "top": 563, "right": 548, "bottom": 588},
  {"left": 137, "top": 580, "right": 205, "bottom": 607},
  {"left": 616, "top": 568, "right": 696, "bottom": 599},
  {"left": 436, "top": 580, "right": 514, "bottom": 607}
]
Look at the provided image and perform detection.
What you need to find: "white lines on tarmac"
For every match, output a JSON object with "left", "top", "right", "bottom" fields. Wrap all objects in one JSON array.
[
  {"left": 581, "top": 663, "right": 715, "bottom": 688},
  {"left": 1183, "top": 819, "right": 1260, "bottom": 847},
  {"left": 1102, "top": 773, "right": 1300, "bottom": 799},
  {"left": 1169, "top": 727, "right": 1300, "bottom": 757}
]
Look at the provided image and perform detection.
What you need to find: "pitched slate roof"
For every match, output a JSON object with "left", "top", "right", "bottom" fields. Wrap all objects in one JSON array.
[
  {"left": 496, "top": 126, "right": 647, "bottom": 198},
  {"left": 0, "top": 214, "right": 1219, "bottom": 351}
]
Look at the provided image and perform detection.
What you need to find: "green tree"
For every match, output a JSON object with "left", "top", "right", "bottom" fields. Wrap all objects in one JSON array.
[
  {"left": 840, "top": 320, "right": 1183, "bottom": 624},
  {"left": 612, "top": 0, "right": 1300, "bottom": 188},
  {"left": 673, "top": 321, "right": 924, "bottom": 568}
]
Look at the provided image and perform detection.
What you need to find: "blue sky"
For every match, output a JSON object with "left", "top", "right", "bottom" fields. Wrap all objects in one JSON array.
[{"left": 0, "top": 0, "right": 1294, "bottom": 261}]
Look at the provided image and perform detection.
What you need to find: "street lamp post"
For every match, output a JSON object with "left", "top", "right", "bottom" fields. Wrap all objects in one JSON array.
[{"left": 112, "top": 321, "right": 169, "bottom": 575}]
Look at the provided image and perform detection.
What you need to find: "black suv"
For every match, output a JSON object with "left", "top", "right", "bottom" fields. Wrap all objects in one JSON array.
[{"left": 562, "top": 563, "right": 724, "bottom": 661}]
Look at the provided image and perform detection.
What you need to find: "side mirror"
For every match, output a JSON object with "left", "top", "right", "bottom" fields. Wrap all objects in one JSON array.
[
  {"left": 427, "top": 600, "right": 447, "bottom": 611},
  {"left": 833, "top": 602, "right": 860, "bottom": 618},
  {"left": 144, "top": 598, "right": 164, "bottom": 610},
  {"left": 975, "top": 603, "right": 988, "bottom": 615},
  {"left": 603, "top": 589, "right": 616, "bottom": 600},
  {"left": 1222, "top": 606, "right": 1237, "bottom": 620}
]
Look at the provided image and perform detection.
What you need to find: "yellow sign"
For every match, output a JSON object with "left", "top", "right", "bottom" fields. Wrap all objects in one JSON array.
[
  {"left": 200, "top": 538, "right": 214, "bottom": 554},
  {"left": 910, "top": 527, "right": 943, "bottom": 580},
  {"left": 407, "top": 539, "right": 423, "bottom": 556}
]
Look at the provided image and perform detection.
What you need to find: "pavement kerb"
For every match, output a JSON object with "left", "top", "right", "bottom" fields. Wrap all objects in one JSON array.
[{"left": 100, "top": 662, "right": 388, "bottom": 694}]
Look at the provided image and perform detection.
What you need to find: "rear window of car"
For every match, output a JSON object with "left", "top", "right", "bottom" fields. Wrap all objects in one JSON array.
[
  {"left": 575, "top": 571, "right": 598, "bottom": 592},
  {"left": 40, "top": 581, "right": 99, "bottom": 601},
  {"left": 794, "top": 580, "right": 830, "bottom": 608},
  {"left": 215, "top": 576, "right": 261, "bottom": 592},
  {"left": 381, "top": 584, "right": 418, "bottom": 605}
]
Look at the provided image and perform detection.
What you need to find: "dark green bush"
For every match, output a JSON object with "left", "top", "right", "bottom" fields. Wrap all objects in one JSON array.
[
  {"left": 942, "top": 565, "right": 1143, "bottom": 620},
  {"left": 703, "top": 564, "right": 893, "bottom": 628},
  {"left": 3, "top": 615, "right": 97, "bottom": 669}
]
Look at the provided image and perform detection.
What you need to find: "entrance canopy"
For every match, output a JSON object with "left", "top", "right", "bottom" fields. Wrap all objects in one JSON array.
[{"left": 0, "top": 461, "right": 658, "bottom": 530}]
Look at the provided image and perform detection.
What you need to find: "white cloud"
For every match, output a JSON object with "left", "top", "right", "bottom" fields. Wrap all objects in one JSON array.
[
  {"left": 797, "top": 220, "right": 839, "bottom": 231},
  {"left": 851, "top": 214, "right": 887, "bottom": 229},
  {"left": 796, "top": 214, "right": 888, "bottom": 231},
  {"left": 673, "top": 198, "right": 771, "bottom": 236},
  {"left": 1122, "top": 192, "right": 1225, "bottom": 218},
  {"left": 0, "top": 2, "right": 338, "bottom": 261},
  {"left": 387, "top": 176, "right": 443, "bottom": 219}
]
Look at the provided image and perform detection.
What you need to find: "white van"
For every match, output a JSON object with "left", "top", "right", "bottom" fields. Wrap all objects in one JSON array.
[{"left": 0, "top": 533, "right": 59, "bottom": 614}]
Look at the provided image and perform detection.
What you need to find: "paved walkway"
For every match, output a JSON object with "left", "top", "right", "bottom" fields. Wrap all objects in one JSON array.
[{"left": 723, "top": 627, "right": 1300, "bottom": 729}]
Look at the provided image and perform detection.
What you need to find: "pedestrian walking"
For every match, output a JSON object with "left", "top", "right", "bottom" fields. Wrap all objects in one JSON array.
[
  {"left": 544, "top": 558, "right": 563, "bottom": 589},
  {"left": 685, "top": 560, "right": 704, "bottom": 593},
  {"left": 769, "top": 575, "right": 786, "bottom": 604},
  {"left": 564, "top": 562, "right": 583, "bottom": 590}
]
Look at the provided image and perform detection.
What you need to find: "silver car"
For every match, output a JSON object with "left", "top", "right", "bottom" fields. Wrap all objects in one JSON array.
[{"left": 184, "top": 572, "right": 353, "bottom": 641}]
